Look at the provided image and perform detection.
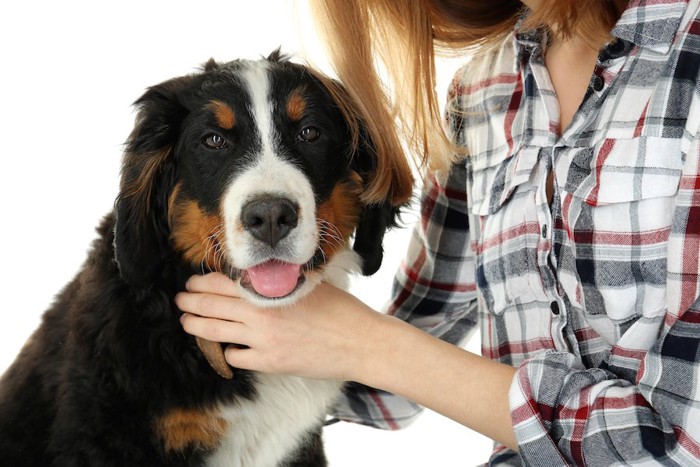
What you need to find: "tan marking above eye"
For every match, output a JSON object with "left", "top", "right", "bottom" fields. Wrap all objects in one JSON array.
[
  {"left": 286, "top": 88, "right": 307, "bottom": 122},
  {"left": 207, "top": 100, "right": 236, "bottom": 129}
]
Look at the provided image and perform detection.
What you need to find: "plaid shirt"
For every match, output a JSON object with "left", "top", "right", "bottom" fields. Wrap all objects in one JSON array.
[{"left": 333, "top": 0, "right": 700, "bottom": 464}]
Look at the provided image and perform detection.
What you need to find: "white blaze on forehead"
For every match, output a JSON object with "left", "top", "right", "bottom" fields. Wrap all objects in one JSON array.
[
  {"left": 220, "top": 60, "right": 318, "bottom": 273},
  {"left": 240, "top": 60, "right": 276, "bottom": 157}
]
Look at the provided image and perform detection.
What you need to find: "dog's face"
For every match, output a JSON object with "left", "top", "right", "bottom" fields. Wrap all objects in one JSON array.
[{"left": 114, "top": 52, "right": 403, "bottom": 304}]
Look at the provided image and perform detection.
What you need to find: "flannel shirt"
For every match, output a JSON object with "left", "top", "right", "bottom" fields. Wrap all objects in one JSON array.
[{"left": 333, "top": 0, "right": 700, "bottom": 464}]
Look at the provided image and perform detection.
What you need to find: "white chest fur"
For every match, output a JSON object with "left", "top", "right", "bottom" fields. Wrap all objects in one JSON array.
[
  {"left": 205, "top": 250, "right": 358, "bottom": 466},
  {"left": 205, "top": 375, "right": 343, "bottom": 467}
]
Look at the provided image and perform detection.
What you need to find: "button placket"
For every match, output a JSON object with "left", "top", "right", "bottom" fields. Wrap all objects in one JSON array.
[{"left": 536, "top": 152, "right": 558, "bottom": 295}]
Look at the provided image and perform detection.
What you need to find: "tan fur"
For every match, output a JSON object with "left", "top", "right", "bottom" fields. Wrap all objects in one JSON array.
[
  {"left": 155, "top": 408, "right": 227, "bottom": 453},
  {"left": 316, "top": 173, "right": 364, "bottom": 260},
  {"left": 122, "top": 147, "right": 172, "bottom": 216},
  {"left": 168, "top": 192, "right": 226, "bottom": 272},
  {"left": 207, "top": 100, "right": 236, "bottom": 129},
  {"left": 286, "top": 88, "right": 307, "bottom": 121}
]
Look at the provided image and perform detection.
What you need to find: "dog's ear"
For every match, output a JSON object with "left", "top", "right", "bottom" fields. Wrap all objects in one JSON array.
[
  {"left": 265, "top": 47, "right": 290, "bottom": 63},
  {"left": 352, "top": 200, "right": 400, "bottom": 276},
  {"left": 113, "top": 75, "right": 194, "bottom": 287},
  {"left": 203, "top": 58, "right": 219, "bottom": 72},
  {"left": 350, "top": 130, "right": 404, "bottom": 276},
  {"left": 310, "top": 74, "right": 411, "bottom": 276}
]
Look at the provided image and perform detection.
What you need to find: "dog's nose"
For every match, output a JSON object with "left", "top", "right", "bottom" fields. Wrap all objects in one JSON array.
[{"left": 241, "top": 197, "right": 299, "bottom": 247}]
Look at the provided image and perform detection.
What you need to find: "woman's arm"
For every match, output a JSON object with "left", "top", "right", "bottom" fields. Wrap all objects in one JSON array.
[{"left": 177, "top": 274, "right": 518, "bottom": 449}]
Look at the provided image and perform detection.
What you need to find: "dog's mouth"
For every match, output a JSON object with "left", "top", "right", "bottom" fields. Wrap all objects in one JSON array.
[
  {"left": 239, "top": 260, "right": 307, "bottom": 299},
  {"left": 197, "top": 260, "right": 307, "bottom": 380}
]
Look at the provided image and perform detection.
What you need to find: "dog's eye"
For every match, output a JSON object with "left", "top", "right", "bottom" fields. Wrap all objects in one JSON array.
[
  {"left": 203, "top": 133, "right": 227, "bottom": 149},
  {"left": 297, "top": 126, "right": 320, "bottom": 142}
]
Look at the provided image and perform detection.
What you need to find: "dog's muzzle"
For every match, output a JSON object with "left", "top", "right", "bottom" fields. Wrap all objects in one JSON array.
[{"left": 238, "top": 195, "right": 306, "bottom": 299}]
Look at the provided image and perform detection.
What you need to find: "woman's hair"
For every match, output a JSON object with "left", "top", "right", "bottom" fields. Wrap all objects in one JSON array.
[{"left": 309, "top": 0, "right": 626, "bottom": 172}]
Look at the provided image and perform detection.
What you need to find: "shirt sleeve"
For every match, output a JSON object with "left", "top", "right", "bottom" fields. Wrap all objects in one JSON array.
[
  {"left": 332, "top": 162, "right": 480, "bottom": 429},
  {"left": 509, "top": 117, "right": 700, "bottom": 465}
]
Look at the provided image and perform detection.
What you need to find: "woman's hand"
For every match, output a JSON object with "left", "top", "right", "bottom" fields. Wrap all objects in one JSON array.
[
  {"left": 176, "top": 272, "right": 389, "bottom": 382},
  {"left": 177, "top": 272, "right": 518, "bottom": 449}
]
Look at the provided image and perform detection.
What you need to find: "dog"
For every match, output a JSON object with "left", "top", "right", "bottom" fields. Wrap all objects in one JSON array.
[{"left": 0, "top": 50, "right": 409, "bottom": 466}]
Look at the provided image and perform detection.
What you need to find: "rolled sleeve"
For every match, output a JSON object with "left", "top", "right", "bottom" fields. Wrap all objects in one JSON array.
[{"left": 510, "top": 300, "right": 700, "bottom": 465}]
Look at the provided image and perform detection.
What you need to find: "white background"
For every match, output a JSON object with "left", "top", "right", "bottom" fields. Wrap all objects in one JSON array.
[{"left": 0, "top": 1, "right": 492, "bottom": 465}]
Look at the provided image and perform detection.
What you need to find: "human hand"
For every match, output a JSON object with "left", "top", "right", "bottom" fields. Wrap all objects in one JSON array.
[
  {"left": 176, "top": 272, "right": 387, "bottom": 382},
  {"left": 179, "top": 273, "right": 520, "bottom": 449}
]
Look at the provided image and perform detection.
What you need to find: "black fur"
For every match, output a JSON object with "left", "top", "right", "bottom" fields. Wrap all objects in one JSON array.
[
  {"left": 352, "top": 201, "right": 400, "bottom": 275},
  {"left": 0, "top": 53, "right": 401, "bottom": 466}
]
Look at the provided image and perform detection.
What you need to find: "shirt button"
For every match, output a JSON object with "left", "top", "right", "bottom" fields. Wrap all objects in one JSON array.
[
  {"left": 550, "top": 301, "right": 560, "bottom": 315},
  {"left": 592, "top": 75, "right": 605, "bottom": 92},
  {"left": 608, "top": 39, "right": 626, "bottom": 57},
  {"left": 541, "top": 224, "right": 548, "bottom": 238}
]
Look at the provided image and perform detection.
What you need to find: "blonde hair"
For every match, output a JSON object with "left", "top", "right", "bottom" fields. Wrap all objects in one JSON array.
[{"left": 309, "top": 0, "right": 625, "bottom": 172}]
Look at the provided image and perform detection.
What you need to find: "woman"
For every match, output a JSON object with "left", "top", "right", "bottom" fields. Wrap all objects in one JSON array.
[{"left": 177, "top": 0, "right": 700, "bottom": 464}]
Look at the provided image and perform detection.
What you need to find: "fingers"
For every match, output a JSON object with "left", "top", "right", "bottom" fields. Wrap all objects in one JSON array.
[
  {"left": 223, "top": 345, "right": 287, "bottom": 375},
  {"left": 185, "top": 272, "right": 241, "bottom": 296},
  {"left": 176, "top": 274, "right": 261, "bottom": 350},
  {"left": 175, "top": 289, "right": 244, "bottom": 321},
  {"left": 223, "top": 345, "right": 259, "bottom": 372},
  {"left": 180, "top": 312, "right": 250, "bottom": 346}
]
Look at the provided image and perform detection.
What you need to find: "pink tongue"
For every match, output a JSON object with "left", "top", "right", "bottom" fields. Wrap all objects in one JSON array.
[{"left": 246, "top": 261, "right": 301, "bottom": 298}]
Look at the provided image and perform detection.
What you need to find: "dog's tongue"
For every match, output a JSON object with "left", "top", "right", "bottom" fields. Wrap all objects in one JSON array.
[{"left": 246, "top": 261, "right": 301, "bottom": 298}]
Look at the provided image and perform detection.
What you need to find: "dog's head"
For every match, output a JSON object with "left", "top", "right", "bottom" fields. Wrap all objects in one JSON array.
[{"left": 114, "top": 51, "right": 411, "bottom": 304}]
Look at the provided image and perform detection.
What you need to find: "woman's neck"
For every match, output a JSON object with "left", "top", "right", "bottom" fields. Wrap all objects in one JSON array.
[{"left": 521, "top": 0, "right": 627, "bottom": 49}]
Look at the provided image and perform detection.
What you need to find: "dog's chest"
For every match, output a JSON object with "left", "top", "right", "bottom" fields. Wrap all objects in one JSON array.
[{"left": 205, "top": 374, "right": 343, "bottom": 467}]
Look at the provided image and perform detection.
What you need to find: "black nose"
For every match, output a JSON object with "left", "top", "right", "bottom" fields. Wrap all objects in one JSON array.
[{"left": 241, "top": 196, "right": 299, "bottom": 247}]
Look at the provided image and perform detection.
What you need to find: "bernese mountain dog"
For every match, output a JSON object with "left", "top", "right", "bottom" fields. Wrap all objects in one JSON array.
[{"left": 0, "top": 51, "right": 410, "bottom": 466}]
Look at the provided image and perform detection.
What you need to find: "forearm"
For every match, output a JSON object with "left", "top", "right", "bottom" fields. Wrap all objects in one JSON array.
[
  {"left": 352, "top": 313, "right": 518, "bottom": 450},
  {"left": 177, "top": 273, "right": 517, "bottom": 447}
]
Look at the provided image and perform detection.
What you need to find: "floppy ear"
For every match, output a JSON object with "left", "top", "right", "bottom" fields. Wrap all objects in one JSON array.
[
  {"left": 113, "top": 74, "right": 195, "bottom": 287},
  {"left": 352, "top": 200, "right": 400, "bottom": 276},
  {"left": 350, "top": 133, "right": 403, "bottom": 276},
  {"left": 302, "top": 68, "right": 407, "bottom": 275},
  {"left": 303, "top": 66, "right": 413, "bottom": 275}
]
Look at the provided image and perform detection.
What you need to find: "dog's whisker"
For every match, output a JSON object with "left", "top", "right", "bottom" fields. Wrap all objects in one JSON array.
[
  {"left": 316, "top": 220, "right": 346, "bottom": 257},
  {"left": 199, "top": 223, "right": 226, "bottom": 274},
  {"left": 319, "top": 231, "right": 342, "bottom": 249},
  {"left": 215, "top": 243, "right": 225, "bottom": 274},
  {"left": 316, "top": 219, "right": 345, "bottom": 245},
  {"left": 320, "top": 225, "right": 344, "bottom": 243},
  {"left": 202, "top": 241, "right": 216, "bottom": 273}
]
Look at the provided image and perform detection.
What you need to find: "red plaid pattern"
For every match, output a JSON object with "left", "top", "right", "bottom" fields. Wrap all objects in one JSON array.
[{"left": 332, "top": 1, "right": 700, "bottom": 464}]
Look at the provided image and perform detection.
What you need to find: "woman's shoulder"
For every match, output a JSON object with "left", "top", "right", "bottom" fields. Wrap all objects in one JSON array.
[{"left": 447, "top": 32, "right": 519, "bottom": 103}]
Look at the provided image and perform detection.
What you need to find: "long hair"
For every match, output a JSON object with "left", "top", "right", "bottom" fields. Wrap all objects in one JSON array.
[{"left": 309, "top": 0, "right": 626, "bottom": 170}]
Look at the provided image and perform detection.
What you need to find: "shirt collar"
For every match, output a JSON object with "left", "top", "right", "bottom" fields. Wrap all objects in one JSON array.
[
  {"left": 514, "top": 0, "right": 690, "bottom": 55},
  {"left": 611, "top": 0, "right": 690, "bottom": 52}
]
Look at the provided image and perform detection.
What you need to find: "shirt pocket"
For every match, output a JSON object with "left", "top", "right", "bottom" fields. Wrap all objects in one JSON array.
[
  {"left": 468, "top": 147, "right": 541, "bottom": 315},
  {"left": 468, "top": 146, "right": 539, "bottom": 215},
  {"left": 562, "top": 136, "right": 683, "bottom": 321},
  {"left": 565, "top": 137, "right": 683, "bottom": 206}
]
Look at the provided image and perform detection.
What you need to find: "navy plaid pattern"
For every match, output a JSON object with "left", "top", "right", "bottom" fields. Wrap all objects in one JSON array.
[{"left": 332, "top": 1, "right": 700, "bottom": 464}]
